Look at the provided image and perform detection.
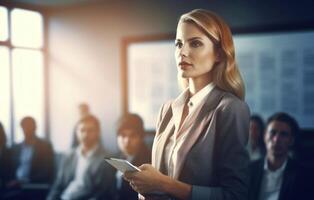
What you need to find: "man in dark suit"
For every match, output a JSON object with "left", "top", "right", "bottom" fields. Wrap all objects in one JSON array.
[
  {"left": 114, "top": 113, "right": 151, "bottom": 200},
  {"left": 249, "top": 112, "right": 299, "bottom": 200},
  {"left": 47, "top": 115, "right": 115, "bottom": 200},
  {"left": 3, "top": 116, "right": 54, "bottom": 199}
]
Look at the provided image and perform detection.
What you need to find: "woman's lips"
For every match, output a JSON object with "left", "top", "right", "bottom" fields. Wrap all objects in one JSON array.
[{"left": 179, "top": 62, "right": 192, "bottom": 70}]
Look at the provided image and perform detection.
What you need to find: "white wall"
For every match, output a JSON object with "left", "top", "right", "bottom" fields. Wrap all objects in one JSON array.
[{"left": 47, "top": 1, "right": 180, "bottom": 152}]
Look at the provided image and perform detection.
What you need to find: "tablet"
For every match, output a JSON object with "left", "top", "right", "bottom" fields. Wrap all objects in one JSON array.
[{"left": 105, "top": 157, "right": 140, "bottom": 173}]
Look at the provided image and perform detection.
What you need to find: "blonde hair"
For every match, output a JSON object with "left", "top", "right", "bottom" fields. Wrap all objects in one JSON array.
[{"left": 178, "top": 9, "right": 245, "bottom": 100}]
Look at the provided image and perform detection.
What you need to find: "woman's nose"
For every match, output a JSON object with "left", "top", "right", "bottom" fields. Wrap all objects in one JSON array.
[{"left": 179, "top": 44, "right": 188, "bottom": 57}]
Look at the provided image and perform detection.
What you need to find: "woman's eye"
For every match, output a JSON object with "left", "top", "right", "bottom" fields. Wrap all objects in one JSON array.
[
  {"left": 175, "top": 41, "right": 183, "bottom": 48},
  {"left": 190, "top": 40, "right": 202, "bottom": 48}
]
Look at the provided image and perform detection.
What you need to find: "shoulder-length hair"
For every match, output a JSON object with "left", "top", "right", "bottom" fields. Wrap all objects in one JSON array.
[{"left": 178, "top": 9, "right": 245, "bottom": 100}]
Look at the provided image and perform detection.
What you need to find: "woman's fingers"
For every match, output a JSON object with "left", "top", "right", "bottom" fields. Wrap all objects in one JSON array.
[
  {"left": 122, "top": 174, "right": 131, "bottom": 182},
  {"left": 125, "top": 165, "right": 161, "bottom": 194},
  {"left": 138, "top": 163, "right": 152, "bottom": 170},
  {"left": 129, "top": 181, "right": 137, "bottom": 191},
  {"left": 130, "top": 184, "right": 145, "bottom": 194},
  {"left": 125, "top": 172, "right": 143, "bottom": 192},
  {"left": 129, "top": 179, "right": 148, "bottom": 194},
  {"left": 124, "top": 171, "right": 134, "bottom": 178},
  {"left": 130, "top": 181, "right": 144, "bottom": 193},
  {"left": 123, "top": 171, "right": 138, "bottom": 182}
]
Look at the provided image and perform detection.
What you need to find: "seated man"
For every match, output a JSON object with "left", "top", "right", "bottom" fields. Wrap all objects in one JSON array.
[
  {"left": 47, "top": 115, "right": 115, "bottom": 200},
  {"left": 7, "top": 116, "right": 54, "bottom": 185},
  {"left": 114, "top": 113, "right": 151, "bottom": 200},
  {"left": 3, "top": 116, "right": 54, "bottom": 199},
  {"left": 249, "top": 112, "right": 299, "bottom": 200}
]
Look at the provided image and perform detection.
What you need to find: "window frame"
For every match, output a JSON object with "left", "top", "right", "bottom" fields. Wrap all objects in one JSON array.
[{"left": 0, "top": 2, "right": 49, "bottom": 145}]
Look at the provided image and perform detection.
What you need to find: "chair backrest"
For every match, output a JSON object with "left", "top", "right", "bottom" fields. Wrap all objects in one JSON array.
[
  {"left": 293, "top": 129, "right": 314, "bottom": 199},
  {"left": 295, "top": 129, "right": 314, "bottom": 167}
]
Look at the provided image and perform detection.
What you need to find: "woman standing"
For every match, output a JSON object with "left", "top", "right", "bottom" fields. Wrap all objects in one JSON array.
[{"left": 125, "top": 9, "right": 250, "bottom": 200}]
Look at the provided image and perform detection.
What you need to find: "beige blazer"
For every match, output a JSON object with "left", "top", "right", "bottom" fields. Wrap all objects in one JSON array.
[{"left": 152, "top": 87, "right": 250, "bottom": 200}]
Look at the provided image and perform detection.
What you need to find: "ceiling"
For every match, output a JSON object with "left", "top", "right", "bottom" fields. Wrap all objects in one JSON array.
[{"left": 3, "top": 0, "right": 104, "bottom": 7}]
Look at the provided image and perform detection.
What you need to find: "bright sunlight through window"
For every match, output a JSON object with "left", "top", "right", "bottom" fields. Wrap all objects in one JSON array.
[
  {"left": 0, "top": 46, "right": 11, "bottom": 143},
  {"left": 0, "top": 6, "right": 45, "bottom": 144},
  {"left": 0, "top": 6, "right": 9, "bottom": 41},
  {"left": 12, "top": 49, "right": 45, "bottom": 142},
  {"left": 11, "top": 8, "right": 43, "bottom": 48}
]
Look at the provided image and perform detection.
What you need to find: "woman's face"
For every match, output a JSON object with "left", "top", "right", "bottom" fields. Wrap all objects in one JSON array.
[{"left": 175, "top": 22, "right": 219, "bottom": 81}]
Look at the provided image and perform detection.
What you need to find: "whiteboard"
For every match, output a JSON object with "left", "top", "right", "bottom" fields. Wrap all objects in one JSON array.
[{"left": 127, "top": 31, "right": 314, "bottom": 130}]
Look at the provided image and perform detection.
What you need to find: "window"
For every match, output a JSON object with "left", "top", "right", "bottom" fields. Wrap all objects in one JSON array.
[
  {"left": 0, "top": 46, "right": 11, "bottom": 142},
  {"left": 12, "top": 49, "right": 45, "bottom": 142},
  {"left": 0, "top": 6, "right": 45, "bottom": 145},
  {"left": 123, "top": 31, "right": 314, "bottom": 130},
  {"left": 0, "top": 6, "right": 8, "bottom": 41},
  {"left": 11, "top": 8, "right": 43, "bottom": 48}
]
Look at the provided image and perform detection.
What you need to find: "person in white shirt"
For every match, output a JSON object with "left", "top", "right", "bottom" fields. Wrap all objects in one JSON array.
[
  {"left": 47, "top": 115, "right": 115, "bottom": 200},
  {"left": 249, "top": 112, "right": 299, "bottom": 200}
]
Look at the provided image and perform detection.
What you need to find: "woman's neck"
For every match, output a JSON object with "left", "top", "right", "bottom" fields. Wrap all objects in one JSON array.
[{"left": 188, "top": 73, "right": 213, "bottom": 96}]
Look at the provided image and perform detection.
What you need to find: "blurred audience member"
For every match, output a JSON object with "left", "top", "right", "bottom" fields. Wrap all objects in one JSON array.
[
  {"left": 3, "top": 116, "right": 54, "bottom": 199},
  {"left": 71, "top": 103, "right": 91, "bottom": 148},
  {"left": 47, "top": 115, "right": 115, "bottom": 200},
  {"left": 0, "top": 121, "right": 7, "bottom": 157},
  {"left": 0, "top": 122, "right": 9, "bottom": 189},
  {"left": 114, "top": 113, "right": 151, "bottom": 200},
  {"left": 248, "top": 115, "right": 266, "bottom": 161},
  {"left": 7, "top": 117, "right": 54, "bottom": 185},
  {"left": 249, "top": 112, "right": 299, "bottom": 200}
]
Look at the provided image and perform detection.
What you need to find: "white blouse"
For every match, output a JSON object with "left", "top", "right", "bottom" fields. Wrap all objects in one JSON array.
[{"left": 164, "top": 83, "right": 215, "bottom": 178}]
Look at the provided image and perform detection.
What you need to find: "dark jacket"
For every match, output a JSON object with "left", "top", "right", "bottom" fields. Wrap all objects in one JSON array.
[
  {"left": 248, "top": 158, "right": 297, "bottom": 200},
  {"left": 47, "top": 146, "right": 115, "bottom": 200},
  {"left": 7, "top": 136, "right": 54, "bottom": 184},
  {"left": 0, "top": 147, "right": 10, "bottom": 187}
]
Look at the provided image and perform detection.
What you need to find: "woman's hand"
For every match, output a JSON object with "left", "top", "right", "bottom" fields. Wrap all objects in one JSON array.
[{"left": 124, "top": 164, "right": 167, "bottom": 194}]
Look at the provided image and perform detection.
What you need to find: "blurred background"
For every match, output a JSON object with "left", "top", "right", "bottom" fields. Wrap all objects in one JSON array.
[{"left": 0, "top": 0, "right": 313, "bottom": 153}]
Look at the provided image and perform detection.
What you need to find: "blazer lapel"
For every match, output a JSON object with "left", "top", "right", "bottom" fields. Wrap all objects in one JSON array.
[
  {"left": 152, "top": 103, "right": 175, "bottom": 173},
  {"left": 252, "top": 159, "right": 265, "bottom": 200},
  {"left": 173, "top": 87, "right": 225, "bottom": 179},
  {"left": 153, "top": 122, "right": 175, "bottom": 173},
  {"left": 279, "top": 159, "right": 296, "bottom": 200}
]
